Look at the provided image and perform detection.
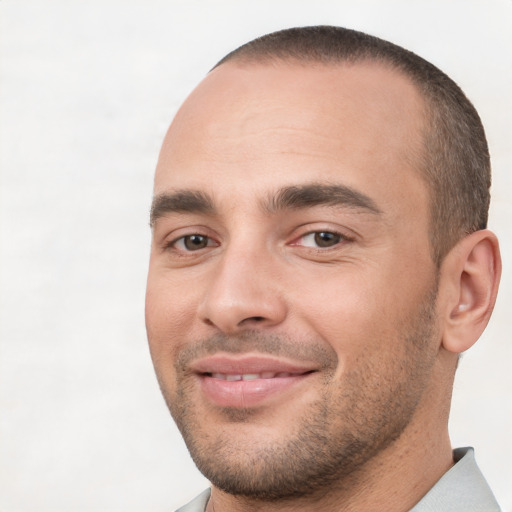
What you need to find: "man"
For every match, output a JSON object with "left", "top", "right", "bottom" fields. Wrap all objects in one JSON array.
[{"left": 145, "top": 26, "right": 502, "bottom": 511}]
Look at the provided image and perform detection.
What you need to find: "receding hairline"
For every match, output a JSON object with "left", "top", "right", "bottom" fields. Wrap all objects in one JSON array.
[
  {"left": 215, "top": 48, "right": 410, "bottom": 73},
  {"left": 211, "top": 51, "right": 425, "bottom": 91},
  {"left": 211, "top": 25, "right": 446, "bottom": 96}
]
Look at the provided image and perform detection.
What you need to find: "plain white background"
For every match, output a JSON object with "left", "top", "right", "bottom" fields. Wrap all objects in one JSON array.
[{"left": 1, "top": 1, "right": 511, "bottom": 511}]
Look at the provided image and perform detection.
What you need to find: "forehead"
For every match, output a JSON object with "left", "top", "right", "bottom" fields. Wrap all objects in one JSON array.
[{"left": 154, "top": 60, "right": 428, "bottom": 219}]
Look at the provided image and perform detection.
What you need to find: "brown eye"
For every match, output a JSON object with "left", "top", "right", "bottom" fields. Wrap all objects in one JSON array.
[
  {"left": 165, "top": 232, "right": 218, "bottom": 256},
  {"left": 294, "top": 231, "right": 346, "bottom": 249},
  {"left": 313, "top": 232, "right": 342, "bottom": 247},
  {"left": 183, "top": 234, "right": 210, "bottom": 250}
]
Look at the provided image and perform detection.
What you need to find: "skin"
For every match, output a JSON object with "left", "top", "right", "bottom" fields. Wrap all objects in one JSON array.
[{"left": 145, "top": 61, "right": 501, "bottom": 512}]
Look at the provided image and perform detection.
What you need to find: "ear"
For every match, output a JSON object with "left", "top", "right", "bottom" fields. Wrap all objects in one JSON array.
[{"left": 439, "top": 229, "right": 501, "bottom": 354}]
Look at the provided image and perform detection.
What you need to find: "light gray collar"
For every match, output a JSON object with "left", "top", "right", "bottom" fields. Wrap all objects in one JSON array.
[
  {"left": 175, "top": 488, "right": 211, "bottom": 512},
  {"left": 410, "top": 447, "right": 501, "bottom": 511}
]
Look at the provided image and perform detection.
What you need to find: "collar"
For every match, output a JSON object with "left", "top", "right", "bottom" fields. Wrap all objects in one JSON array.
[{"left": 410, "top": 447, "right": 501, "bottom": 511}]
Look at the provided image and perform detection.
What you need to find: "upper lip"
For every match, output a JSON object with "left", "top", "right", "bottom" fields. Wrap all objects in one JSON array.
[{"left": 191, "top": 354, "right": 317, "bottom": 376}]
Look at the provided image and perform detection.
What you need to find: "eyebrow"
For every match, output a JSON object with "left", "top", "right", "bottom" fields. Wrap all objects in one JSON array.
[
  {"left": 150, "top": 190, "right": 215, "bottom": 226},
  {"left": 149, "top": 182, "right": 382, "bottom": 227},
  {"left": 264, "top": 183, "right": 382, "bottom": 215}
]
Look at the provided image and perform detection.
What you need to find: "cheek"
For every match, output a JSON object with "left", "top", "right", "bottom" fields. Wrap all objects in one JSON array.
[
  {"left": 145, "top": 269, "right": 200, "bottom": 359},
  {"left": 294, "top": 269, "right": 383, "bottom": 333},
  {"left": 145, "top": 272, "right": 198, "bottom": 401},
  {"left": 290, "top": 266, "right": 424, "bottom": 370}
]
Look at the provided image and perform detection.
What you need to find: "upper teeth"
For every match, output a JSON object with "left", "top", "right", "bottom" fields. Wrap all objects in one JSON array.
[{"left": 210, "top": 372, "right": 294, "bottom": 381}]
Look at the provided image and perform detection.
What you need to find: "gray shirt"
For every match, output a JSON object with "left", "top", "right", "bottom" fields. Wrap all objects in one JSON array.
[{"left": 176, "top": 447, "right": 501, "bottom": 512}]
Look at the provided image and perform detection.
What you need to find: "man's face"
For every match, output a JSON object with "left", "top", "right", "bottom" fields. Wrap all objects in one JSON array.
[{"left": 146, "top": 61, "right": 442, "bottom": 499}]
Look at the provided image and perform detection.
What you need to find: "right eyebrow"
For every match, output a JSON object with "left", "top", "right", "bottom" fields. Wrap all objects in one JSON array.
[{"left": 150, "top": 190, "right": 215, "bottom": 227}]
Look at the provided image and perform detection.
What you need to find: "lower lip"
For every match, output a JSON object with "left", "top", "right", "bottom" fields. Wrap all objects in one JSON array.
[{"left": 199, "top": 374, "right": 311, "bottom": 408}]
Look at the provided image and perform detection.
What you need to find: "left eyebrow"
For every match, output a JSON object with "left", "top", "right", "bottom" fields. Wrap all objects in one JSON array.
[{"left": 263, "top": 183, "right": 382, "bottom": 215}]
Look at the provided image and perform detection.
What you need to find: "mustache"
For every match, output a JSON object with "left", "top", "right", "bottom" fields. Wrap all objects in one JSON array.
[{"left": 174, "top": 331, "right": 338, "bottom": 373}]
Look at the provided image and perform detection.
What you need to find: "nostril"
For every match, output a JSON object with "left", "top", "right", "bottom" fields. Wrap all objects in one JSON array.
[{"left": 238, "top": 316, "right": 266, "bottom": 326}]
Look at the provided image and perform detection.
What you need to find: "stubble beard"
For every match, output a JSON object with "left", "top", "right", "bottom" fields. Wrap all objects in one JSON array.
[{"left": 156, "top": 284, "right": 439, "bottom": 502}]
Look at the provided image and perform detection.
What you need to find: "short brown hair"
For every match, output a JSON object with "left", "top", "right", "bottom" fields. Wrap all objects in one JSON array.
[{"left": 214, "top": 26, "right": 491, "bottom": 265}]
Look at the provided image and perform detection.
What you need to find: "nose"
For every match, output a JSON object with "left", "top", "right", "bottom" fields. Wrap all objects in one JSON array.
[{"left": 197, "top": 243, "right": 287, "bottom": 334}]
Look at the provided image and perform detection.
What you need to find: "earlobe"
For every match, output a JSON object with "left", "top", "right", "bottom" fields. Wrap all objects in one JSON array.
[{"left": 441, "top": 230, "right": 501, "bottom": 354}]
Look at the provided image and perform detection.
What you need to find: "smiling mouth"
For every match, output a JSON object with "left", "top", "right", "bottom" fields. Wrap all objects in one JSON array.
[{"left": 196, "top": 366, "right": 317, "bottom": 408}]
